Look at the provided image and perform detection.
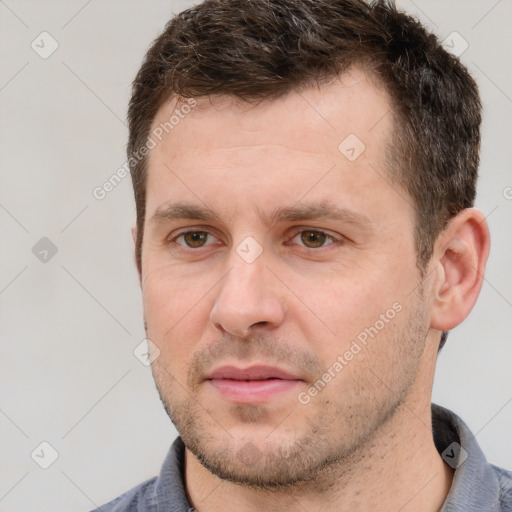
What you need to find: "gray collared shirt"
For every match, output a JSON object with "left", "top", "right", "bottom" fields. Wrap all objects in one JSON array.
[{"left": 92, "top": 404, "right": 512, "bottom": 511}]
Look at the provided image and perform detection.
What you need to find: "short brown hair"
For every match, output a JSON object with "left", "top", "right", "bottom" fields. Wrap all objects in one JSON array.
[{"left": 128, "top": 0, "right": 481, "bottom": 282}]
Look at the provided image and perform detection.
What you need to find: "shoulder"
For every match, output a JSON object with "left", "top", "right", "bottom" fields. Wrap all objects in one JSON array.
[
  {"left": 89, "top": 437, "right": 189, "bottom": 511},
  {"left": 493, "top": 465, "right": 512, "bottom": 511},
  {"left": 89, "top": 477, "right": 158, "bottom": 512}
]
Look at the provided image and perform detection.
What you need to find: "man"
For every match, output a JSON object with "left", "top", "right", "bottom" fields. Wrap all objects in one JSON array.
[{"left": 94, "top": 0, "right": 511, "bottom": 510}]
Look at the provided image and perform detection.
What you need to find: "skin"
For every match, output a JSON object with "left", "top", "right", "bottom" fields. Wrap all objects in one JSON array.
[{"left": 135, "top": 67, "right": 490, "bottom": 511}]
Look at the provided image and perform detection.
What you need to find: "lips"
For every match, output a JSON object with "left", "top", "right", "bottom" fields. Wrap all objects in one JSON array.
[
  {"left": 205, "top": 365, "right": 304, "bottom": 404},
  {"left": 206, "top": 365, "right": 302, "bottom": 381}
]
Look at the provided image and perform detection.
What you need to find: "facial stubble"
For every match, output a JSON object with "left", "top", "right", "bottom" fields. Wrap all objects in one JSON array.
[{"left": 150, "top": 291, "right": 428, "bottom": 491}]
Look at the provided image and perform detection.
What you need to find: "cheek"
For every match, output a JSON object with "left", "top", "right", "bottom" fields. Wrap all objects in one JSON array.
[
  {"left": 293, "top": 263, "right": 413, "bottom": 372},
  {"left": 142, "top": 258, "right": 208, "bottom": 315},
  {"left": 304, "top": 272, "right": 392, "bottom": 333},
  {"left": 141, "top": 265, "right": 213, "bottom": 363}
]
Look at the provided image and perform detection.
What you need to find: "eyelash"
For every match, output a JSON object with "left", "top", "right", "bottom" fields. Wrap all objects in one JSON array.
[{"left": 169, "top": 228, "right": 340, "bottom": 250}]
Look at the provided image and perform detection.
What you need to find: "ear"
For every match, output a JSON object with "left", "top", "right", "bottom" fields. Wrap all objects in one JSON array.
[
  {"left": 132, "top": 225, "right": 142, "bottom": 289},
  {"left": 430, "top": 208, "right": 490, "bottom": 332}
]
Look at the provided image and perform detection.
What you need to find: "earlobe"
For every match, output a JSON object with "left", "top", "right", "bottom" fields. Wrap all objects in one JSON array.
[{"left": 430, "top": 208, "right": 490, "bottom": 332}]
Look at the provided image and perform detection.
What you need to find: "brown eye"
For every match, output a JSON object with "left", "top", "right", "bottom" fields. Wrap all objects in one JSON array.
[
  {"left": 299, "top": 230, "right": 331, "bottom": 248},
  {"left": 181, "top": 231, "right": 210, "bottom": 248}
]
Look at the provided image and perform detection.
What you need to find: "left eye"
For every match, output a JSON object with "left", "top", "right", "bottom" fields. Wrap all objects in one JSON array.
[{"left": 291, "top": 230, "right": 337, "bottom": 249}]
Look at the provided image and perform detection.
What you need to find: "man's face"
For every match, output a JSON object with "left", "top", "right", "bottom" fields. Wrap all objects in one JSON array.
[{"left": 140, "top": 69, "right": 431, "bottom": 487}]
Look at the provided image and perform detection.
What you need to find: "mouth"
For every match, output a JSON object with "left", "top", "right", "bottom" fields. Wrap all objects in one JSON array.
[{"left": 204, "top": 365, "right": 304, "bottom": 404}]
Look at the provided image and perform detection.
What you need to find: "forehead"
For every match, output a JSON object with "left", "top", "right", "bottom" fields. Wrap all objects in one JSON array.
[
  {"left": 150, "top": 67, "right": 392, "bottom": 159},
  {"left": 144, "top": 67, "right": 408, "bottom": 227}
]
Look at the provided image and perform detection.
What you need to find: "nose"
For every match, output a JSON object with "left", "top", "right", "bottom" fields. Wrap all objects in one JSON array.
[{"left": 209, "top": 254, "right": 286, "bottom": 339}]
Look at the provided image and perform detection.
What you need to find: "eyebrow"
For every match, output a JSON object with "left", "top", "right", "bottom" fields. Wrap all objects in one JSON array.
[
  {"left": 149, "top": 200, "right": 374, "bottom": 231},
  {"left": 265, "top": 202, "right": 373, "bottom": 230},
  {"left": 150, "top": 203, "right": 222, "bottom": 224}
]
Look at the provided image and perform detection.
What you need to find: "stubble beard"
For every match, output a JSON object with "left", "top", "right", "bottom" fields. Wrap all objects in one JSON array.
[{"left": 150, "top": 292, "right": 428, "bottom": 491}]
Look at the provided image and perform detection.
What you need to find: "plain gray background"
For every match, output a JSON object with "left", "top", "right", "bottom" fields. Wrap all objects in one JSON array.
[{"left": 0, "top": 1, "right": 511, "bottom": 511}]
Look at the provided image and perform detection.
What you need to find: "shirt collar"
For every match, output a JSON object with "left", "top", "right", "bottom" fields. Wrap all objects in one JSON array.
[
  {"left": 433, "top": 403, "right": 502, "bottom": 511},
  {"left": 153, "top": 435, "right": 190, "bottom": 511}
]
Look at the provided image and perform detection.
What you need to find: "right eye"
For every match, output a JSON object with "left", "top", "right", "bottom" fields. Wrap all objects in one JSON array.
[{"left": 170, "top": 230, "right": 220, "bottom": 249}]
